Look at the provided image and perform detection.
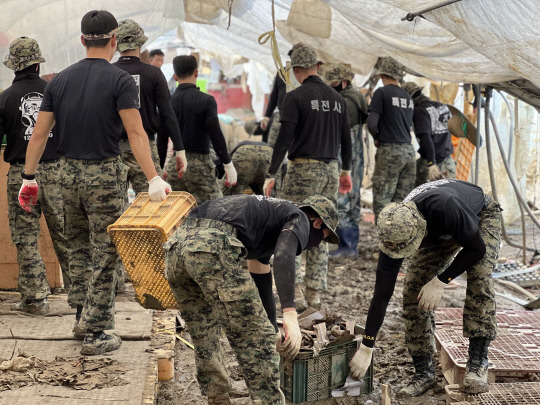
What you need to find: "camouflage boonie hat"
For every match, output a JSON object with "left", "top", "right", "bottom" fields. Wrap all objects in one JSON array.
[
  {"left": 377, "top": 201, "right": 426, "bottom": 258},
  {"left": 402, "top": 81, "right": 424, "bottom": 98},
  {"left": 117, "top": 19, "right": 148, "bottom": 53},
  {"left": 4, "top": 37, "right": 45, "bottom": 72},
  {"left": 290, "top": 43, "right": 319, "bottom": 69},
  {"left": 373, "top": 57, "right": 404, "bottom": 80},
  {"left": 299, "top": 195, "right": 339, "bottom": 244},
  {"left": 323, "top": 63, "right": 354, "bottom": 84}
]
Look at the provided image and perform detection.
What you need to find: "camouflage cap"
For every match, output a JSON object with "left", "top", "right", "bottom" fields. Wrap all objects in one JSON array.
[
  {"left": 401, "top": 81, "right": 424, "bottom": 98},
  {"left": 377, "top": 201, "right": 427, "bottom": 259},
  {"left": 4, "top": 37, "right": 45, "bottom": 72},
  {"left": 290, "top": 43, "right": 319, "bottom": 69},
  {"left": 117, "top": 19, "right": 148, "bottom": 53},
  {"left": 323, "top": 63, "right": 354, "bottom": 84},
  {"left": 243, "top": 119, "right": 257, "bottom": 135},
  {"left": 373, "top": 57, "right": 404, "bottom": 80},
  {"left": 299, "top": 195, "right": 339, "bottom": 244}
]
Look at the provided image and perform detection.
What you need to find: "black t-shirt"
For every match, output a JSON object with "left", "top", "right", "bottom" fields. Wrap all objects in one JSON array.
[
  {"left": 170, "top": 83, "right": 229, "bottom": 162},
  {"left": 369, "top": 84, "right": 413, "bottom": 143},
  {"left": 413, "top": 100, "right": 453, "bottom": 163},
  {"left": 264, "top": 73, "right": 287, "bottom": 117},
  {"left": 40, "top": 58, "right": 139, "bottom": 160},
  {"left": 280, "top": 75, "right": 350, "bottom": 161},
  {"left": 0, "top": 70, "right": 59, "bottom": 163},
  {"left": 113, "top": 56, "right": 182, "bottom": 150},
  {"left": 189, "top": 195, "right": 310, "bottom": 264}
]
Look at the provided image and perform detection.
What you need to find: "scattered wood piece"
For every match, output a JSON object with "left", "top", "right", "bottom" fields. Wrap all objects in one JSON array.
[{"left": 381, "top": 384, "right": 391, "bottom": 405}]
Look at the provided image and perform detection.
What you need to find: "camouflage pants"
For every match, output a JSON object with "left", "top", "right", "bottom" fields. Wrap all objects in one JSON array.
[
  {"left": 165, "top": 151, "right": 222, "bottom": 205},
  {"left": 415, "top": 156, "right": 457, "bottom": 187},
  {"left": 279, "top": 160, "right": 339, "bottom": 290},
  {"left": 403, "top": 198, "right": 501, "bottom": 356},
  {"left": 267, "top": 112, "right": 281, "bottom": 148},
  {"left": 61, "top": 157, "right": 127, "bottom": 332},
  {"left": 337, "top": 126, "right": 364, "bottom": 229},
  {"left": 372, "top": 142, "right": 416, "bottom": 222},
  {"left": 222, "top": 144, "right": 273, "bottom": 196},
  {"left": 119, "top": 139, "right": 162, "bottom": 194},
  {"left": 7, "top": 162, "right": 70, "bottom": 300},
  {"left": 164, "top": 217, "right": 284, "bottom": 404}
]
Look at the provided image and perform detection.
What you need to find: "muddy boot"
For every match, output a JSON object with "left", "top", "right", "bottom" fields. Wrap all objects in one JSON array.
[
  {"left": 207, "top": 393, "right": 231, "bottom": 404},
  {"left": 305, "top": 287, "right": 321, "bottom": 310},
  {"left": 462, "top": 338, "right": 490, "bottom": 394},
  {"left": 12, "top": 298, "right": 50, "bottom": 315},
  {"left": 295, "top": 284, "right": 307, "bottom": 312},
  {"left": 398, "top": 354, "right": 436, "bottom": 397},
  {"left": 81, "top": 332, "right": 122, "bottom": 355},
  {"left": 72, "top": 320, "right": 86, "bottom": 340}
]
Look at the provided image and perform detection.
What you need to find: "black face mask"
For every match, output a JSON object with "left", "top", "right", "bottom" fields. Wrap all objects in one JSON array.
[
  {"left": 306, "top": 219, "right": 325, "bottom": 249},
  {"left": 332, "top": 83, "right": 344, "bottom": 93}
]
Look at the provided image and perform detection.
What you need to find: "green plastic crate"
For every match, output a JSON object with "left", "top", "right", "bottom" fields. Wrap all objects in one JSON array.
[{"left": 280, "top": 326, "right": 374, "bottom": 403}]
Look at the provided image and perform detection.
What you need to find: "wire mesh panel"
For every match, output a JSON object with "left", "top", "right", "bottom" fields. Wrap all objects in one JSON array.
[{"left": 108, "top": 192, "right": 197, "bottom": 309}]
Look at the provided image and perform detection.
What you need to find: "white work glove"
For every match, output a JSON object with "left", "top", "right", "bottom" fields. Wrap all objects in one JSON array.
[
  {"left": 148, "top": 175, "right": 171, "bottom": 201},
  {"left": 260, "top": 116, "right": 270, "bottom": 131},
  {"left": 417, "top": 276, "right": 447, "bottom": 311},
  {"left": 278, "top": 311, "right": 302, "bottom": 360},
  {"left": 349, "top": 343, "right": 374, "bottom": 380},
  {"left": 263, "top": 177, "right": 275, "bottom": 197},
  {"left": 428, "top": 164, "right": 443, "bottom": 181},
  {"left": 175, "top": 150, "right": 187, "bottom": 179},
  {"left": 223, "top": 162, "right": 237, "bottom": 186}
]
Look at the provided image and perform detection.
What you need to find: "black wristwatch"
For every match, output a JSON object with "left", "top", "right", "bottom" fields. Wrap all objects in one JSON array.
[{"left": 21, "top": 170, "right": 36, "bottom": 181}]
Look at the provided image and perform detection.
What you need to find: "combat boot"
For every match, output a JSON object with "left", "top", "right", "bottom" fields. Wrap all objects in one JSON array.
[
  {"left": 462, "top": 338, "right": 490, "bottom": 394},
  {"left": 72, "top": 320, "right": 86, "bottom": 340},
  {"left": 305, "top": 287, "right": 321, "bottom": 310},
  {"left": 207, "top": 393, "right": 232, "bottom": 404},
  {"left": 12, "top": 298, "right": 50, "bottom": 315},
  {"left": 295, "top": 284, "right": 307, "bottom": 312},
  {"left": 81, "top": 332, "right": 122, "bottom": 355},
  {"left": 329, "top": 227, "right": 359, "bottom": 258},
  {"left": 398, "top": 354, "right": 435, "bottom": 397}
]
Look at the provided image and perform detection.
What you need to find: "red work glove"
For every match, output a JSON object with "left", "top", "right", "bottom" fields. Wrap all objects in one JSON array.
[
  {"left": 175, "top": 150, "right": 187, "bottom": 179},
  {"left": 339, "top": 170, "right": 352, "bottom": 194},
  {"left": 263, "top": 177, "right": 275, "bottom": 197},
  {"left": 19, "top": 179, "right": 39, "bottom": 212}
]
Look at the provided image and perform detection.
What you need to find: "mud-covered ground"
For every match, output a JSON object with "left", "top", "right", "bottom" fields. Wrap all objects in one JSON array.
[{"left": 158, "top": 213, "right": 539, "bottom": 405}]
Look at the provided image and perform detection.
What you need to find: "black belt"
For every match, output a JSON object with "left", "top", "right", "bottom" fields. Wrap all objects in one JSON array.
[{"left": 10, "top": 159, "right": 59, "bottom": 165}]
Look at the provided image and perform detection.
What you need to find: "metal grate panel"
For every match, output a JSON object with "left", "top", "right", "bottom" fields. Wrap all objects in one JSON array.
[
  {"left": 436, "top": 308, "right": 540, "bottom": 330},
  {"left": 454, "top": 382, "right": 540, "bottom": 404}
]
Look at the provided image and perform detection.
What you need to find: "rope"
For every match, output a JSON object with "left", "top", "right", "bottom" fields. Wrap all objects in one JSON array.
[{"left": 258, "top": 0, "right": 296, "bottom": 90}]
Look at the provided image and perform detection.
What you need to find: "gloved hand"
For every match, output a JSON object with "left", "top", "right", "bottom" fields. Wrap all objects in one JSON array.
[
  {"left": 223, "top": 162, "right": 237, "bottom": 186},
  {"left": 260, "top": 116, "right": 270, "bottom": 131},
  {"left": 428, "top": 164, "right": 443, "bottom": 181},
  {"left": 162, "top": 170, "right": 167, "bottom": 181},
  {"left": 278, "top": 311, "right": 301, "bottom": 360},
  {"left": 263, "top": 177, "right": 275, "bottom": 197},
  {"left": 148, "top": 175, "right": 171, "bottom": 201},
  {"left": 339, "top": 170, "right": 352, "bottom": 194},
  {"left": 175, "top": 150, "right": 187, "bottom": 179},
  {"left": 19, "top": 179, "right": 39, "bottom": 213},
  {"left": 417, "top": 276, "right": 447, "bottom": 311},
  {"left": 349, "top": 343, "right": 373, "bottom": 380}
]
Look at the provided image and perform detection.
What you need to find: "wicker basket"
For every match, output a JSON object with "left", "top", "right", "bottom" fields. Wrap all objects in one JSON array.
[{"left": 108, "top": 192, "right": 197, "bottom": 309}]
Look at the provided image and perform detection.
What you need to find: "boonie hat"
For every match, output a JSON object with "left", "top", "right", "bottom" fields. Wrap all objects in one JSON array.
[
  {"left": 290, "top": 43, "right": 320, "bottom": 69},
  {"left": 401, "top": 81, "right": 424, "bottom": 98},
  {"left": 377, "top": 201, "right": 427, "bottom": 259},
  {"left": 4, "top": 37, "right": 45, "bottom": 72},
  {"left": 373, "top": 57, "right": 404, "bottom": 80},
  {"left": 299, "top": 195, "right": 340, "bottom": 244},
  {"left": 324, "top": 63, "right": 354, "bottom": 84},
  {"left": 117, "top": 19, "right": 148, "bottom": 53}
]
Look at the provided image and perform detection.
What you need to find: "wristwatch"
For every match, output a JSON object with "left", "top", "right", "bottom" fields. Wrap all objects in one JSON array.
[{"left": 21, "top": 170, "right": 36, "bottom": 180}]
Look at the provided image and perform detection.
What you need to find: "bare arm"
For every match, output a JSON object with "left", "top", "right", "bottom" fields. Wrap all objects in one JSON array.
[
  {"left": 25, "top": 111, "right": 55, "bottom": 174},
  {"left": 119, "top": 108, "right": 159, "bottom": 181}
]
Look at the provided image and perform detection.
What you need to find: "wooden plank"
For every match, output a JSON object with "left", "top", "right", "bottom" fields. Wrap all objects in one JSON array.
[{"left": 381, "top": 384, "right": 391, "bottom": 405}]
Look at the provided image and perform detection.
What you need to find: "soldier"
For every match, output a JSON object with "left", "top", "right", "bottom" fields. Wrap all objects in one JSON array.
[
  {"left": 263, "top": 43, "right": 352, "bottom": 310},
  {"left": 0, "top": 37, "right": 70, "bottom": 314},
  {"left": 164, "top": 194, "right": 339, "bottom": 405},
  {"left": 164, "top": 55, "right": 236, "bottom": 204},
  {"left": 401, "top": 81, "right": 456, "bottom": 186},
  {"left": 148, "top": 49, "right": 164, "bottom": 68},
  {"left": 324, "top": 63, "right": 368, "bottom": 258},
  {"left": 349, "top": 179, "right": 502, "bottom": 396},
  {"left": 20, "top": 10, "right": 170, "bottom": 355},
  {"left": 261, "top": 68, "right": 287, "bottom": 147},
  {"left": 113, "top": 19, "right": 186, "bottom": 194},
  {"left": 367, "top": 57, "right": 415, "bottom": 222}
]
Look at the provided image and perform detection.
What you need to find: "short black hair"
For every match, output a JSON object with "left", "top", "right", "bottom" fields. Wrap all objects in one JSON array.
[
  {"left": 81, "top": 10, "right": 118, "bottom": 48},
  {"left": 149, "top": 49, "right": 164, "bottom": 58},
  {"left": 173, "top": 55, "right": 198, "bottom": 79}
]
